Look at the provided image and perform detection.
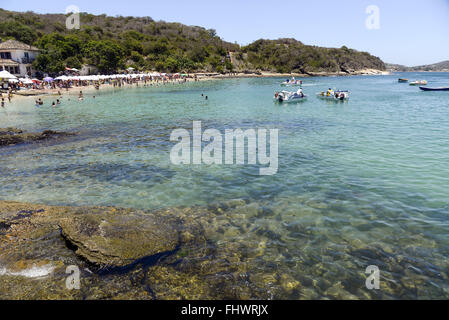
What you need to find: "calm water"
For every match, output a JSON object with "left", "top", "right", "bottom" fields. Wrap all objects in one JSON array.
[{"left": 1, "top": 72, "right": 449, "bottom": 299}]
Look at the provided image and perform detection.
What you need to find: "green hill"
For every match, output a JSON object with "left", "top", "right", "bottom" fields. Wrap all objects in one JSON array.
[
  {"left": 239, "top": 39, "right": 385, "bottom": 74},
  {"left": 0, "top": 9, "right": 386, "bottom": 75}
]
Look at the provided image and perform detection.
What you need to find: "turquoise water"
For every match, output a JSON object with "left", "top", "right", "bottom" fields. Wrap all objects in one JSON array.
[{"left": 1, "top": 72, "right": 449, "bottom": 299}]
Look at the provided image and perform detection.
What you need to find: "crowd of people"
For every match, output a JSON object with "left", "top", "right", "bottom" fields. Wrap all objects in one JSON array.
[{"left": 0, "top": 72, "right": 203, "bottom": 109}]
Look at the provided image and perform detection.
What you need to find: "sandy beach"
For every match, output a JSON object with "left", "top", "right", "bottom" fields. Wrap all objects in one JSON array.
[{"left": 3, "top": 69, "right": 389, "bottom": 104}]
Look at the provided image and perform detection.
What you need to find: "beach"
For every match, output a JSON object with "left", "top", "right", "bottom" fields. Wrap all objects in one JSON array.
[{"left": 3, "top": 69, "right": 389, "bottom": 104}]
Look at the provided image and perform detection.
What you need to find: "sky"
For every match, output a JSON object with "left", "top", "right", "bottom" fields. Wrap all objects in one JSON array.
[{"left": 1, "top": 0, "right": 448, "bottom": 66}]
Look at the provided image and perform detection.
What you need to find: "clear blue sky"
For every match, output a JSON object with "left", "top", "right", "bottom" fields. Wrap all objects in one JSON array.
[{"left": 1, "top": 0, "right": 448, "bottom": 66}]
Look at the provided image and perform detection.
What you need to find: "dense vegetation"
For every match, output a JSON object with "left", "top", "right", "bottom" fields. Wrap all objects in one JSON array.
[
  {"left": 0, "top": 9, "right": 385, "bottom": 75},
  {"left": 241, "top": 39, "right": 385, "bottom": 74}
]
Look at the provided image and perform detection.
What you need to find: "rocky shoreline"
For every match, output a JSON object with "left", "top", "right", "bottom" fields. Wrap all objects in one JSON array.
[
  {"left": 1, "top": 198, "right": 448, "bottom": 300},
  {"left": 0, "top": 199, "right": 267, "bottom": 299}
]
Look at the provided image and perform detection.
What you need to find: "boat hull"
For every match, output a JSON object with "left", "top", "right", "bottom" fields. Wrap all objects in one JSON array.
[
  {"left": 419, "top": 87, "right": 449, "bottom": 91},
  {"left": 274, "top": 96, "right": 307, "bottom": 103},
  {"left": 281, "top": 83, "right": 302, "bottom": 87}
]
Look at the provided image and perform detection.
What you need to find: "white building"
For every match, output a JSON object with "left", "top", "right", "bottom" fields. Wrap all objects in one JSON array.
[{"left": 0, "top": 39, "right": 40, "bottom": 77}]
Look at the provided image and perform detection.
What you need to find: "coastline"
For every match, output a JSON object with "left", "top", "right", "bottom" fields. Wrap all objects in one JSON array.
[{"left": 5, "top": 68, "right": 390, "bottom": 103}]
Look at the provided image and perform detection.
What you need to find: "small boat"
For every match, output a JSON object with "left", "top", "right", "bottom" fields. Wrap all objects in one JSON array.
[
  {"left": 274, "top": 90, "right": 307, "bottom": 103},
  {"left": 410, "top": 80, "right": 427, "bottom": 86},
  {"left": 316, "top": 90, "right": 350, "bottom": 101},
  {"left": 419, "top": 86, "right": 449, "bottom": 91},
  {"left": 281, "top": 81, "right": 303, "bottom": 87},
  {"left": 398, "top": 78, "right": 408, "bottom": 83}
]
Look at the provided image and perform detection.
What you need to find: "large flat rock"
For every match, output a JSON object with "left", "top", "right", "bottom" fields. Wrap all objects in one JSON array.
[{"left": 59, "top": 211, "right": 180, "bottom": 267}]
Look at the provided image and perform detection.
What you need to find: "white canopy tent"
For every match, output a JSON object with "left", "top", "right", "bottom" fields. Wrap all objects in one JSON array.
[{"left": 0, "top": 70, "right": 18, "bottom": 80}]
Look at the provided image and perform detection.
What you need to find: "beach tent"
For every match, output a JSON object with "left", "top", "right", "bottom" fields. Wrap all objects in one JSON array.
[{"left": 0, "top": 70, "right": 17, "bottom": 80}]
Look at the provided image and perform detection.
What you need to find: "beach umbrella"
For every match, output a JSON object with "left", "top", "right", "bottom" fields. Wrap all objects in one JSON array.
[
  {"left": 44, "top": 76, "right": 54, "bottom": 82},
  {"left": 8, "top": 79, "right": 19, "bottom": 83},
  {"left": 55, "top": 75, "right": 69, "bottom": 81},
  {"left": 19, "top": 78, "right": 33, "bottom": 84},
  {"left": 0, "top": 70, "right": 17, "bottom": 80}
]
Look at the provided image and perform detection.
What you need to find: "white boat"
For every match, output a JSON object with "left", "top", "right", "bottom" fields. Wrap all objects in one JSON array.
[
  {"left": 316, "top": 90, "right": 350, "bottom": 101},
  {"left": 274, "top": 90, "right": 307, "bottom": 103},
  {"left": 409, "top": 80, "right": 427, "bottom": 86},
  {"left": 281, "top": 81, "right": 303, "bottom": 87}
]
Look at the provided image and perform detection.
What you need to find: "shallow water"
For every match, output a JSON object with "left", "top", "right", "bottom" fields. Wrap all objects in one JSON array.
[{"left": 1, "top": 73, "right": 449, "bottom": 299}]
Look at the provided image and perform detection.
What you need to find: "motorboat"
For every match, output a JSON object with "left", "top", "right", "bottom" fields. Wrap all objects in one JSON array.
[
  {"left": 281, "top": 79, "right": 303, "bottom": 87},
  {"left": 398, "top": 78, "right": 408, "bottom": 83},
  {"left": 316, "top": 89, "right": 350, "bottom": 101},
  {"left": 410, "top": 80, "right": 427, "bottom": 86},
  {"left": 274, "top": 90, "right": 307, "bottom": 103},
  {"left": 419, "top": 86, "right": 449, "bottom": 91}
]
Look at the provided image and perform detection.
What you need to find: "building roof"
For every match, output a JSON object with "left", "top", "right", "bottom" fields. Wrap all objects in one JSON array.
[
  {"left": 0, "top": 59, "right": 19, "bottom": 66},
  {"left": 0, "top": 40, "right": 39, "bottom": 51}
]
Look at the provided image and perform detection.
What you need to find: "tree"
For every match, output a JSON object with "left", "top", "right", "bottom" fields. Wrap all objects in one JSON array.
[
  {"left": 83, "top": 40, "right": 125, "bottom": 73},
  {"left": 0, "top": 21, "right": 38, "bottom": 44}
]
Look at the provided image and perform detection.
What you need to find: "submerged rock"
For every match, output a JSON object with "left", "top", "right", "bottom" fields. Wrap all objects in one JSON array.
[
  {"left": 0, "top": 128, "right": 74, "bottom": 147},
  {"left": 59, "top": 211, "right": 180, "bottom": 267}
]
